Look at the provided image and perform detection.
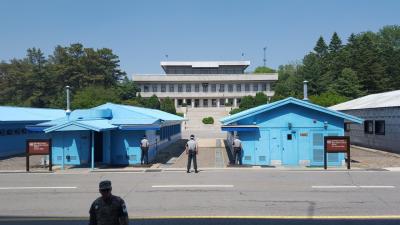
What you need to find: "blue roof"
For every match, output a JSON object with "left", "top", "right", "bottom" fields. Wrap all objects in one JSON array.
[
  {"left": 39, "top": 102, "right": 184, "bottom": 133},
  {"left": 94, "top": 103, "right": 184, "bottom": 122},
  {"left": 0, "top": 106, "right": 65, "bottom": 122},
  {"left": 44, "top": 119, "right": 117, "bottom": 133},
  {"left": 220, "top": 97, "right": 364, "bottom": 125}
]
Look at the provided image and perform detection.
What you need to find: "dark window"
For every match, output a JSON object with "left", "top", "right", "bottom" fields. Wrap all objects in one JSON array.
[
  {"left": 262, "top": 83, "right": 267, "bottom": 91},
  {"left": 287, "top": 134, "right": 292, "bottom": 140},
  {"left": 228, "top": 84, "right": 233, "bottom": 92},
  {"left": 245, "top": 84, "right": 250, "bottom": 92},
  {"left": 21, "top": 128, "right": 27, "bottom": 134},
  {"left": 14, "top": 129, "right": 21, "bottom": 135},
  {"left": 375, "top": 120, "right": 385, "bottom": 135},
  {"left": 178, "top": 84, "right": 183, "bottom": 92},
  {"left": 186, "top": 84, "right": 191, "bottom": 92},
  {"left": 211, "top": 84, "right": 216, "bottom": 92},
  {"left": 236, "top": 84, "right": 241, "bottom": 92},
  {"left": 202, "top": 83, "right": 208, "bottom": 92},
  {"left": 253, "top": 83, "right": 258, "bottom": 91},
  {"left": 152, "top": 84, "right": 157, "bottom": 92},
  {"left": 143, "top": 85, "right": 149, "bottom": 92},
  {"left": 161, "top": 84, "right": 166, "bottom": 92},
  {"left": 219, "top": 84, "right": 225, "bottom": 92},
  {"left": 364, "top": 120, "right": 374, "bottom": 134},
  {"left": 195, "top": 84, "right": 199, "bottom": 92},
  {"left": 169, "top": 84, "right": 174, "bottom": 92},
  {"left": 344, "top": 123, "right": 351, "bottom": 132},
  {"left": 0, "top": 129, "right": 5, "bottom": 136},
  {"left": 6, "top": 129, "right": 13, "bottom": 135}
]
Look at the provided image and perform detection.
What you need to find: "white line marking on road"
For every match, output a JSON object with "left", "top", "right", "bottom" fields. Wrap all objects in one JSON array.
[
  {"left": 0, "top": 186, "right": 77, "bottom": 190},
  {"left": 152, "top": 185, "right": 234, "bottom": 188},
  {"left": 312, "top": 185, "right": 395, "bottom": 189}
]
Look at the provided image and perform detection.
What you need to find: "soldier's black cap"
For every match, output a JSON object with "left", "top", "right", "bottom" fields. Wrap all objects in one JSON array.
[
  {"left": 190, "top": 134, "right": 194, "bottom": 139},
  {"left": 99, "top": 180, "right": 112, "bottom": 190}
]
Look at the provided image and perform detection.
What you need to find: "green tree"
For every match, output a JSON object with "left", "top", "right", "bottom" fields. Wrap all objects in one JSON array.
[
  {"left": 254, "top": 66, "right": 276, "bottom": 73},
  {"left": 71, "top": 86, "right": 120, "bottom": 109},
  {"left": 328, "top": 32, "right": 343, "bottom": 53},
  {"left": 145, "top": 95, "right": 160, "bottom": 109},
  {"left": 239, "top": 96, "right": 255, "bottom": 109},
  {"left": 254, "top": 92, "right": 268, "bottom": 106},
  {"left": 314, "top": 36, "right": 328, "bottom": 58},
  {"left": 309, "top": 91, "right": 349, "bottom": 107},
  {"left": 160, "top": 97, "right": 176, "bottom": 114},
  {"left": 330, "top": 68, "right": 364, "bottom": 98}
]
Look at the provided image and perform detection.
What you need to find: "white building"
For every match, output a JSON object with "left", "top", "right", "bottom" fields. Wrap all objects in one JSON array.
[
  {"left": 330, "top": 90, "right": 400, "bottom": 153},
  {"left": 133, "top": 61, "right": 278, "bottom": 108}
]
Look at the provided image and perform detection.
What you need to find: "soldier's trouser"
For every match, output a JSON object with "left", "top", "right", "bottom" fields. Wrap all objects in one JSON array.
[
  {"left": 187, "top": 151, "right": 197, "bottom": 171},
  {"left": 141, "top": 147, "right": 149, "bottom": 164},
  {"left": 234, "top": 147, "right": 242, "bottom": 165}
]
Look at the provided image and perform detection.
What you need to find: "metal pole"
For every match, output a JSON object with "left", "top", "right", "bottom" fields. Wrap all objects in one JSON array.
[
  {"left": 91, "top": 131, "right": 94, "bottom": 170},
  {"left": 66, "top": 86, "right": 71, "bottom": 113}
]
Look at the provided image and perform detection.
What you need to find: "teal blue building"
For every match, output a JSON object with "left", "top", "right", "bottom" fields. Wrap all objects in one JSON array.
[
  {"left": 28, "top": 103, "right": 183, "bottom": 168},
  {"left": 221, "top": 98, "right": 363, "bottom": 166},
  {"left": 0, "top": 106, "right": 65, "bottom": 157}
]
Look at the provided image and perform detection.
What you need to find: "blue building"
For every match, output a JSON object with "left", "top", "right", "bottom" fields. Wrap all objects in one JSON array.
[
  {"left": 29, "top": 103, "right": 183, "bottom": 168},
  {"left": 0, "top": 106, "right": 65, "bottom": 157},
  {"left": 220, "top": 97, "right": 363, "bottom": 166}
]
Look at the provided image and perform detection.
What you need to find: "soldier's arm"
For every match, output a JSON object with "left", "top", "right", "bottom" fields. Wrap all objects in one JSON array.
[
  {"left": 88, "top": 203, "right": 97, "bottom": 225},
  {"left": 119, "top": 199, "right": 129, "bottom": 225}
]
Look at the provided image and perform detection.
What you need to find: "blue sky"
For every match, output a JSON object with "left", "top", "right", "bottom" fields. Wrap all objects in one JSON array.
[{"left": 1, "top": 0, "right": 399, "bottom": 76}]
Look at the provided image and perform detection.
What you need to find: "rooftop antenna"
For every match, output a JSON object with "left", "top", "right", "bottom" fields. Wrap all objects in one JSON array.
[{"left": 263, "top": 46, "right": 267, "bottom": 67}]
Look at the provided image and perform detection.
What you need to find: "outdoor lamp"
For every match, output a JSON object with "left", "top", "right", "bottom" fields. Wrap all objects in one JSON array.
[{"left": 324, "top": 121, "right": 328, "bottom": 130}]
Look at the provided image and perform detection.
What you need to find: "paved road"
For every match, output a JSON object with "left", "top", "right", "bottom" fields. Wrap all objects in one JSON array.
[
  {"left": 0, "top": 217, "right": 400, "bottom": 225},
  {"left": 0, "top": 170, "right": 399, "bottom": 218}
]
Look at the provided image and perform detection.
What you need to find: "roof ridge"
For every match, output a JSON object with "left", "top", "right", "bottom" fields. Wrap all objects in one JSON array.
[{"left": 103, "top": 103, "right": 159, "bottom": 120}]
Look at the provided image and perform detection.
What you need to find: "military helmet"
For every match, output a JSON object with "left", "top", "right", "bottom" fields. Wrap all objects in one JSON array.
[{"left": 99, "top": 180, "right": 112, "bottom": 190}]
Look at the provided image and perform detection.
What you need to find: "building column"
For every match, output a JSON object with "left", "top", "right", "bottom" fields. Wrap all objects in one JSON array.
[
  {"left": 191, "top": 99, "right": 195, "bottom": 108},
  {"left": 183, "top": 99, "right": 186, "bottom": 104},
  {"left": 225, "top": 98, "right": 228, "bottom": 104},
  {"left": 234, "top": 98, "right": 237, "bottom": 108},
  {"left": 174, "top": 98, "right": 178, "bottom": 108},
  {"left": 217, "top": 98, "right": 220, "bottom": 107},
  {"left": 91, "top": 131, "right": 94, "bottom": 170}
]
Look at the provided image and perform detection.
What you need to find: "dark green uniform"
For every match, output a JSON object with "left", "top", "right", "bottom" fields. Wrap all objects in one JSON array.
[{"left": 89, "top": 195, "right": 128, "bottom": 225}]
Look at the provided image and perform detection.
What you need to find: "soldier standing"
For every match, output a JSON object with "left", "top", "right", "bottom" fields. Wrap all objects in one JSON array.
[
  {"left": 140, "top": 135, "right": 150, "bottom": 165},
  {"left": 186, "top": 134, "right": 199, "bottom": 173},
  {"left": 232, "top": 135, "right": 243, "bottom": 165},
  {"left": 89, "top": 180, "right": 129, "bottom": 225}
]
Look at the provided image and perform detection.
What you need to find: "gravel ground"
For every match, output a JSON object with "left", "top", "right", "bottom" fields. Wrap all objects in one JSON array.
[
  {"left": 0, "top": 154, "right": 49, "bottom": 171},
  {"left": 350, "top": 146, "right": 400, "bottom": 169}
]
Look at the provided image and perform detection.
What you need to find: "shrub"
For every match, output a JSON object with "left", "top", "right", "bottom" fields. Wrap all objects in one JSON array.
[
  {"left": 176, "top": 112, "right": 184, "bottom": 117},
  {"left": 202, "top": 116, "right": 214, "bottom": 124},
  {"left": 229, "top": 108, "right": 243, "bottom": 115}
]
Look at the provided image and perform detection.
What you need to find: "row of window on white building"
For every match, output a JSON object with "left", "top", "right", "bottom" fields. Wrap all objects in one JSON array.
[{"left": 142, "top": 83, "right": 269, "bottom": 93}]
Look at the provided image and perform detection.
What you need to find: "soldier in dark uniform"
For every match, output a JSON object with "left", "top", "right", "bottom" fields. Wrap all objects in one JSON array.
[{"left": 89, "top": 180, "right": 129, "bottom": 225}]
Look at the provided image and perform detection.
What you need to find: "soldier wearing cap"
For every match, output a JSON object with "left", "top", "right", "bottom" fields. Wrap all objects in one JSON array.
[
  {"left": 89, "top": 180, "right": 129, "bottom": 225},
  {"left": 185, "top": 134, "right": 199, "bottom": 173},
  {"left": 232, "top": 135, "right": 243, "bottom": 165},
  {"left": 140, "top": 135, "right": 150, "bottom": 165}
]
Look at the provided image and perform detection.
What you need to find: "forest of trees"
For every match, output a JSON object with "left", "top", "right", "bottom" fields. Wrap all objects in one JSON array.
[
  {"left": 271, "top": 25, "right": 400, "bottom": 106},
  {"left": 1, "top": 25, "right": 399, "bottom": 113}
]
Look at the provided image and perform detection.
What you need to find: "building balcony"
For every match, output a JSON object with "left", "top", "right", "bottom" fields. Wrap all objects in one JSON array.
[{"left": 139, "top": 91, "right": 275, "bottom": 98}]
